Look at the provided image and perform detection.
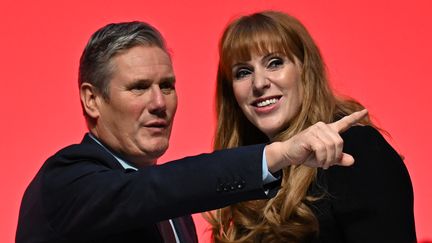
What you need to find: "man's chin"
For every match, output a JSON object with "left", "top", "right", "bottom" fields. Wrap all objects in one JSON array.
[
  {"left": 142, "top": 142, "right": 169, "bottom": 158},
  {"left": 147, "top": 147, "right": 168, "bottom": 160},
  {"left": 129, "top": 146, "right": 168, "bottom": 167}
]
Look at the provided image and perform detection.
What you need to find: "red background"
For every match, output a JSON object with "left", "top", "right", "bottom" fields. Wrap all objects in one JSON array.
[{"left": 1, "top": 0, "right": 430, "bottom": 242}]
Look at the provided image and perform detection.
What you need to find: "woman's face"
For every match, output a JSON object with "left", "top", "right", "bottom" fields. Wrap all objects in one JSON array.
[{"left": 231, "top": 52, "right": 303, "bottom": 138}]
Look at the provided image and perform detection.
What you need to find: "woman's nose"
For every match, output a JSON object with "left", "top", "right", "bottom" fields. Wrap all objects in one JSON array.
[{"left": 252, "top": 71, "right": 271, "bottom": 94}]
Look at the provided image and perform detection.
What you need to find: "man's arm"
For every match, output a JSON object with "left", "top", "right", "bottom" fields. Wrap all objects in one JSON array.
[
  {"left": 39, "top": 143, "right": 270, "bottom": 241},
  {"left": 18, "top": 110, "right": 367, "bottom": 242}
]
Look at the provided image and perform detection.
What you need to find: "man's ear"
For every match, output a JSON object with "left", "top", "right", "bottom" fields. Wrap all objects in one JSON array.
[{"left": 80, "top": 83, "right": 102, "bottom": 119}]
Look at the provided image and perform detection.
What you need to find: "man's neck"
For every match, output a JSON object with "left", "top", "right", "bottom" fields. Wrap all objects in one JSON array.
[
  {"left": 88, "top": 129, "right": 157, "bottom": 167},
  {"left": 88, "top": 132, "right": 157, "bottom": 169}
]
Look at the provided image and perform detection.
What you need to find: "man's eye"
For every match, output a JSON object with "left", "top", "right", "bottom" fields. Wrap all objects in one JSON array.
[
  {"left": 133, "top": 85, "right": 148, "bottom": 90},
  {"left": 267, "top": 58, "right": 284, "bottom": 69},
  {"left": 130, "top": 83, "right": 150, "bottom": 92},
  {"left": 234, "top": 69, "right": 252, "bottom": 80},
  {"left": 160, "top": 82, "right": 175, "bottom": 93}
]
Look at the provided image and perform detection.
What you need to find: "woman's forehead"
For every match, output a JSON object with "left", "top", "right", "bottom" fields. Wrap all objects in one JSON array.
[{"left": 228, "top": 44, "right": 291, "bottom": 65}]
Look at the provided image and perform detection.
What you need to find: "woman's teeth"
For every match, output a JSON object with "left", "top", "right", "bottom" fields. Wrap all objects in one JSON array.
[{"left": 256, "top": 98, "right": 278, "bottom": 107}]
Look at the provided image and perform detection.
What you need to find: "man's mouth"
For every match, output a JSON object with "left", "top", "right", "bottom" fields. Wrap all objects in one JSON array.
[{"left": 144, "top": 120, "right": 168, "bottom": 128}]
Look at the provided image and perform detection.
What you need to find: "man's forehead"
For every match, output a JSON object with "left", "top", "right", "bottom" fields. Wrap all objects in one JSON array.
[
  {"left": 109, "top": 45, "right": 174, "bottom": 83},
  {"left": 114, "top": 45, "right": 172, "bottom": 66}
]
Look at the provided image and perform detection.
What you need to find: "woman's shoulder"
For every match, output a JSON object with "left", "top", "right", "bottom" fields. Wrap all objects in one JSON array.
[
  {"left": 340, "top": 125, "right": 396, "bottom": 157},
  {"left": 325, "top": 125, "right": 409, "bottom": 185},
  {"left": 314, "top": 124, "right": 413, "bottom": 218},
  {"left": 314, "top": 128, "right": 415, "bottom": 242},
  {"left": 340, "top": 125, "right": 384, "bottom": 146}
]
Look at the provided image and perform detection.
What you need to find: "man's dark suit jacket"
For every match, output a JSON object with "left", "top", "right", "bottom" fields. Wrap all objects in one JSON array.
[{"left": 16, "top": 134, "right": 279, "bottom": 243}]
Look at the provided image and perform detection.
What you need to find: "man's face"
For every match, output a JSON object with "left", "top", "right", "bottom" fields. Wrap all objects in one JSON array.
[{"left": 94, "top": 45, "right": 177, "bottom": 166}]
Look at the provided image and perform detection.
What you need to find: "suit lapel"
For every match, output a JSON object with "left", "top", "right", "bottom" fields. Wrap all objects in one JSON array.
[{"left": 81, "top": 133, "right": 128, "bottom": 171}]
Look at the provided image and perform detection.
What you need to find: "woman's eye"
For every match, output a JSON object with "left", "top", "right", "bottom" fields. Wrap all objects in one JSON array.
[
  {"left": 234, "top": 69, "right": 252, "bottom": 80},
  {"left": 267, "top": 58, "right": 284, "bottom": 69}
]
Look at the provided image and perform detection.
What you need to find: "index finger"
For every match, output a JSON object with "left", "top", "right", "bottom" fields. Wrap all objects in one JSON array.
[{"left": 329, "top": 109, "right": 368, "bottom": 133}]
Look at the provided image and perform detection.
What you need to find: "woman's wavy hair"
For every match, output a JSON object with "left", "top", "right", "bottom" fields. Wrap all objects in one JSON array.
[{"left": 206, "top": 11, "right": 371, "bottom": 242}]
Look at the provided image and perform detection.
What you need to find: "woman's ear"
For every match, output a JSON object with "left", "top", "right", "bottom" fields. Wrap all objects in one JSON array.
[{"left": 80, "top": 83, "right": 101, "bottom": 119}]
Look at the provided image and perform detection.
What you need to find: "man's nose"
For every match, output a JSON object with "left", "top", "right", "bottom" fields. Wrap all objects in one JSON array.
[{"left": 148, "top": 86, "right": 167, "bottom": 115}]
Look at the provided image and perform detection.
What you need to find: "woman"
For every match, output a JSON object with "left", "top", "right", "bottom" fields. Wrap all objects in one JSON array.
[{"left": 207, "top": 11, "right": 416, "bottom": 242}]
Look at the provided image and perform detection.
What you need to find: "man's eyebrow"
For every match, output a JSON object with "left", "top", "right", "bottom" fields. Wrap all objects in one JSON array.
[
  {"left": 129, "top": 78, "right": 152, "bottom": 84},
  {"left": 160, "top": 76, "right": 176, "bottom": 83},
  {"left": 126, "top": 76, "right": 176, "bottom": 87}
]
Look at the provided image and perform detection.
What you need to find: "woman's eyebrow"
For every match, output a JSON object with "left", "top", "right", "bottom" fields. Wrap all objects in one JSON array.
[{"left": 231, "top": 61, "right": 250, "bottom": 69}]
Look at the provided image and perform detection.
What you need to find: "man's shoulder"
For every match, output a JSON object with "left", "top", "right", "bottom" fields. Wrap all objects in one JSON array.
[{"left": 45, "top": 133, "right": 116, "bottom": 168}]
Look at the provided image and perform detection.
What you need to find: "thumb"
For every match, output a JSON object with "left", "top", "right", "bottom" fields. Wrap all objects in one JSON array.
[{"left": 336, "top": 153, "right": 355, "bottom": 167}]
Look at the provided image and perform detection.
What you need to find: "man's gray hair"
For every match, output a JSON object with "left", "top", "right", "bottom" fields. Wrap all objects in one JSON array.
[{"left": 78, "top": 21, "right": 168, "bottom": 99}]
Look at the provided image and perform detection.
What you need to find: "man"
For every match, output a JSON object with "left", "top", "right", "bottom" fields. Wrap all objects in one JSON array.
[{"left": 16, "top": 21, "right": 367, "bottom": 243}]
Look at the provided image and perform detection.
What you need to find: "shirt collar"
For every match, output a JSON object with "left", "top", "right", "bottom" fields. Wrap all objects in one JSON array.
[{"left": 88, "top": 133, "right": 138, "bottom": 171}]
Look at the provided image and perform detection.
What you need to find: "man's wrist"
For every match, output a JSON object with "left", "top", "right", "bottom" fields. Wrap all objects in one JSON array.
[
  {"left": 262, "top": 148, "right": 277, "bottom": 183},
  {"left": 265, "top": 142, "right": 285, "bottom": 173}
]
